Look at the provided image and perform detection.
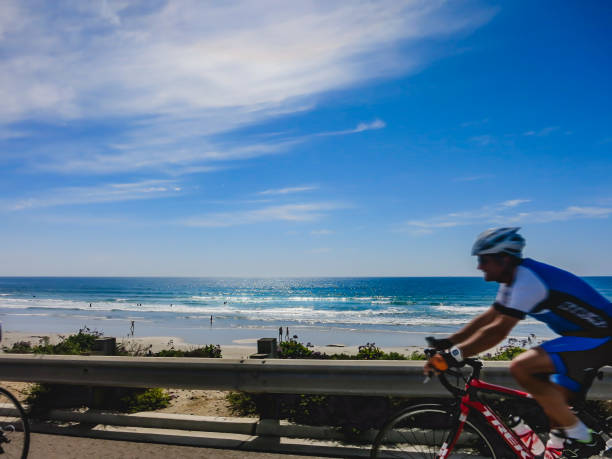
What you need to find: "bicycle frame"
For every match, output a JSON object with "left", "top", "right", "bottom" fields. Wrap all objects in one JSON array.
[{"left": 437, "top": 360, "right": 538, "bottom": 459}]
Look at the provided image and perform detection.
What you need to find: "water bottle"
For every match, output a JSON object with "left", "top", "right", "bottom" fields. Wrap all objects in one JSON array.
[
  {"left": 605, "top": 436, "right": 612, "bottom": 452},
  {"left": 508, "top": 416, "right": 545, "bottom": 455}
]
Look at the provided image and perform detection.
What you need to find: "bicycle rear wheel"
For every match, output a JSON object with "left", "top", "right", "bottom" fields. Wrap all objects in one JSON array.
[
  {"left": 371, "top": 404, "right": 501, "bottom": 459},
  {"left": 0, "top": 387, "right": 30, "bottom": 459}
]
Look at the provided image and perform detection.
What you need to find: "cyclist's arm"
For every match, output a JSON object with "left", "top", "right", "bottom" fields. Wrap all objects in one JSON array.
[
  {"left": 446, "top": 305, "right": 499, "bottom": 345},
  {"left": 455, "top": 311, "right": 520, "bottom": 357}
]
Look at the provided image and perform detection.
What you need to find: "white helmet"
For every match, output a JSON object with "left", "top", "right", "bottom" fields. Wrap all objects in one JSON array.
[{"left": 471, "top": 227, "right": 525, "bottom": 257}]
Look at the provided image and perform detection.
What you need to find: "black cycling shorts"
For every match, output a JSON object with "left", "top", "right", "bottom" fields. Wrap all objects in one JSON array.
[{"left": 539, "top": 336, "right": 612, "bottom": 392}]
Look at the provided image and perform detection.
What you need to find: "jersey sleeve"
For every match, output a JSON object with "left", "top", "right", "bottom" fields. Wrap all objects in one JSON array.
[{"left": 493, "top": 266, "right": 548, "bottom": 319}]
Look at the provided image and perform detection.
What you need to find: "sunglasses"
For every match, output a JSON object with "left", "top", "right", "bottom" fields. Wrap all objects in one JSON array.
[{"left": 478, "top": 254, "right": 503, "bottom": 265}]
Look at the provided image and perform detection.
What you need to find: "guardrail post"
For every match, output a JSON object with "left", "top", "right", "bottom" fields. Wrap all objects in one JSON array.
[
  {"left": 250, "top": 338, "right": 278, "bottom": 359},
  {"left": 255, "top": 393, "right": 281, "bottom": 438},
  {"left": 92, "top": 337, "right": 116, "bottom": 356}
]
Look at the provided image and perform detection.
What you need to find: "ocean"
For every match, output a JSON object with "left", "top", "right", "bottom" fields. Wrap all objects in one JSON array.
[{"left": 2, "top": 277, "right": 612, "bottom": 347}]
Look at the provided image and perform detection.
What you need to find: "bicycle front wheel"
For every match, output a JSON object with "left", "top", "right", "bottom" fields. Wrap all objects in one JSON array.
[
  {"left": 371, "top": 404, "right": 500, "bottom": 459},
  {"left": 0, "top": 387, "right": 30, "bottom": 459}
]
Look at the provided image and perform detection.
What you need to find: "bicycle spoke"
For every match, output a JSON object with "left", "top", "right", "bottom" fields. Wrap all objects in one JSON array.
[
  {"left": 0, "top": 389, "right": 29, "bottom": 459},
  {"left": 372, "top": 405, "right": 497, "bottom": 458}
]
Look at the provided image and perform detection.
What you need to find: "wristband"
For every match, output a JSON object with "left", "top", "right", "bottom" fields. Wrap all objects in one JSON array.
[{"left": 449, "top": 345, "right": 463, "bottom": 362}]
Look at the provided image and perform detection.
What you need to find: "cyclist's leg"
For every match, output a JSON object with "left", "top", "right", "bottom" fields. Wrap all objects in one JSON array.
[
  {"left": 537, "top": 336, "right": 612, "bottom": 400},
  {"left": 509, "top": 346, "right": 576, "bottom": 427},
  {"left": 512, "top": 337, "right": 612, "bottom": 456}
]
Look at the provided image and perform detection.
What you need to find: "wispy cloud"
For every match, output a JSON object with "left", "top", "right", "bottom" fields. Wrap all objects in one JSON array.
[
  {"left": 181, "top": 202, "right": 341, "bottom": 227},
  {"left": 258, "top": 186, "right": 317, "bottom": 196},
  {"left": 312, "top": 119, "right": 387, "bottom": 138},
  {"left": 2, "top": 179, "right": 181, "bottom": 211},
  {"left": 0, "top": 1, "right": 495, "bottom": 174},
  {"left": 400, "top": 199, "right": 612, "bottom": 233},
  {"left": 311, "top": 229, "right": 333, "bottom": 235},
  {"left": 469, "top": 134, "right": 495, "bottom": 146},
  {"left": 502, "top": 206, "right": 612, "bottom": 224},
  {"left": 502, "top": 199, "right": 531, "bottom": 208},
  {"left": 523, "top": 126, "right": 559, "bottom": 137}
]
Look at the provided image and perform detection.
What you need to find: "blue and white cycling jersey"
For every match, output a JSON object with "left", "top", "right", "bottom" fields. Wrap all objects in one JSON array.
[{"left": 494, "top": 258, "right": 612, "bottom": 337}]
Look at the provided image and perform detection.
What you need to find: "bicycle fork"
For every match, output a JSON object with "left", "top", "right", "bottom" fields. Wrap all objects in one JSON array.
[{"left": 436, "top": 404, "right": 470, "bottom": 459}]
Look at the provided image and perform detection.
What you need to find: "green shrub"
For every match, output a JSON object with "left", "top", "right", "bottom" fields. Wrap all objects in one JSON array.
[
  {"left": 54, "top": 327, "right": 102, "bottom": 354},
  {"left": 356, "top": 342, "right": 384, "bottom": 360},
  {"left": 483, "top": 346, "right": 526, "bottom": 361},
  {"left": 328, "top": 353, "right": 352, "bottom": 360},
  {"left": 155, "top": 344, "right": 222, "bottom": 358},
  {"left": 407, "top": 350, "right": 427, "bottom": 360},
  {"left": 2, "top": 327, "right": 103, "bottom": 355},
  {"left": 226, "top": 391, "right": 258, "bottom": 416},
  {"left": 13, "top": 327, "right": 179, "bottom": 416},
  {"left": 228, "top": 392, "right": 404, "bottom": 439},
  {"left": 382, "top": 351, "right": 408, "bottom": 360},
  {"left": 3, "top": 341, "right": 34, "bottom": 353},
  {"left": 279, "top": 337, "right": 315, "bottom": 359},
  {"left": 120, "top": 388, "right": 170, "bottom": 413},
  {"left": 26, "top": 383, "right": 170, "bottom": 416}
]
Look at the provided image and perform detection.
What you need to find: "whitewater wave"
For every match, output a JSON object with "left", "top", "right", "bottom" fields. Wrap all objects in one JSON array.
[
  {"left": 0, "top": 295, "right": 545, "bottom": 328},
  {"left": 188, "top": 295, "right": 415, "bottom": 305},
  {"left": 432, "top": 305, "right": 489, "bottom": 314}
]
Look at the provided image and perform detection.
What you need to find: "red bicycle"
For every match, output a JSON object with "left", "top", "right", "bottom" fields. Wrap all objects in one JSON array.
[{"left": 370, "top": 350, "right": 612, "bottom": 458}]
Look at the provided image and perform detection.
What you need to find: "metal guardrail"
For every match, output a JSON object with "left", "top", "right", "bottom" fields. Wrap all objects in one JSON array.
[{"left": 0, "top": 354, "right": 610, "bottom": 399}]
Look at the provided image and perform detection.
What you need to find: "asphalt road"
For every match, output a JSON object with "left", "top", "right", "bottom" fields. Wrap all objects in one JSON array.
[{"left": 28, "top": 433, "right": 334, "bottom": 459}]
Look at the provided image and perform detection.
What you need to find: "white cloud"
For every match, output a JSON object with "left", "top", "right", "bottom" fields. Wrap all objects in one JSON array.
[
  {"left": 502, "top": 199, "right": 531, "bottom": 208},
  {"left": 311, "top": 229, "right": 333, "bottom": 235},
  {"left": 314, "top": 119, "right": 387, "bottom": 137},
  {"left": 400, "top": 200, "right": 612, "bottom": 232},
  {"left": 354, "top": 119, "right": 387, "bottom": 133},
  {"left": 503, "top": 206, "right": 612, "bottom": 224},
  {"left": 1, "top": 2, "right": 493, "bottom": 122},
  {"left": 523, "top": 126, "right": 559, "bottom": 137},
  {"left": 258, "top": 186, "right": 317, "bottom": 196},
  {"left": 181, "top": 202, "right": 341, "bottom": 227},
  {"left": 3, "top": 179, "right": 181, "bottom": 211},
  {"left": 0, "top": 1, "right": 495, "bottom": 173}
]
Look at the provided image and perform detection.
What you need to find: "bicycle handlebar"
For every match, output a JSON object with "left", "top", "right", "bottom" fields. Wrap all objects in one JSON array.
[{"left": 424, "top": 348, "right": 483, "bottom": 396}]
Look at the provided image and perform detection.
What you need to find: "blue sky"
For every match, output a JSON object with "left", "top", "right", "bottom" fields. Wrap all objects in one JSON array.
[{"left": 1, "top": 0, "right": 611, "bottom": 276}]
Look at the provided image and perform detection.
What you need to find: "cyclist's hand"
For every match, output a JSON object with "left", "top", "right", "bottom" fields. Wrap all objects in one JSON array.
[
  {"left": 425, "top": 336, "right": 453, "bottom": 351},
  {"left": 425, "top": 352, "right": 459, "bottom": 374}
]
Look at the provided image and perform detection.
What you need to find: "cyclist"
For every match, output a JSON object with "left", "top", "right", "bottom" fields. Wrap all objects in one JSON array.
[{"left": 425, "top": 227, "right": 611, "bottom": 458}]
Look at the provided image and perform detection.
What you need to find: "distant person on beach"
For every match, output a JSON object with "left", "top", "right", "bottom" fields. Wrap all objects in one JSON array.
[{"left": 425, "top": 227, "right": 612, "bottom": 458}]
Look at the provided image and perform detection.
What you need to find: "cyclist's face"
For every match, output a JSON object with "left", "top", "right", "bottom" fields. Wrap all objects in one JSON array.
[{"left": 477, "top": 254, "right": 508, "bottom": 282}]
